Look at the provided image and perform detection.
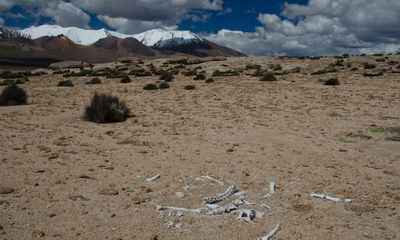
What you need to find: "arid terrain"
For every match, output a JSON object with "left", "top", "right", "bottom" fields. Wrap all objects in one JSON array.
[{"left": 0, "top": 55, "right": 399, "bottom": 240}]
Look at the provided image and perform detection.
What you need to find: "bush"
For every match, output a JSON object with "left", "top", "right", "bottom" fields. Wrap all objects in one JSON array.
[
  {"left": 143, "top": 83, "right": 158, "bottom": 90},
  {"left": 270, "top": 64, "right": 282, "bottom": 71},
  {"left": 205, "top": 78, "right": 215, "bottom": 83},
  {"left": 159, "top": 72, "right": 174, "bottom": 82},
  {"left": 260, "top": 72, "right": 277, "bottom": 81},
  {"left": 85, "top": 93, "right": 131, "bottom": 123},
  {"left": 0, "top": 71, "right": 26, "bottom": 79},
  {"left": 128, "top": 69, "right": 152, "bottom": 77},
  {"left": 361, "top": 62, "right": 376, "bottom": 69},
  {"left": 194, "top": 73, "right": 206, "bottom": 80},
  {"left": 120, "top": 76, "right": 132, "bottom": 83},
  {"left": 182, "top": 69, "right": 198, "bottom": 76},
  {"left": 324, "top": 78, "right": 340, "bottom": 86},
  {"left": 85, "top": 77, "right": 102, "bottom": 85},
  {"left": 58, "top": 79, "right": 74, "bottom": 87},
  {"left": 159, "top": 82, "right": 170, "bottom": 89},
  {"left": 184, "top": 85, "right": 195, "bottom": 90},
  {"left": 0, "top": 84, "right": 28, "bottom": 106}
]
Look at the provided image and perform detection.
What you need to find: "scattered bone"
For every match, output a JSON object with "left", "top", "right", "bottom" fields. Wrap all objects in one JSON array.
[
  {"left": 236, "top": 209, "right": 256, "bottom": 223},
  {"left": 157, "top": 205, "right": 205, "bottom": 213},
  {"left": 345, "top": 198, "right": 353, "bottom": 203},
  {"left": 259, "top": 223, "right": 281, "bottom": 240},
  {"left": 311, "top": 193, "right": 341, "bottom": 203},
  {"left": 264, "top": 181, "right": 276, "bottom": 198},
  {"left": 146, "top": 173, "right": 160, "bottom": 182},
  {"left": 204, "top": 185, "right": 238, "bottom": 204},
  {"left": 206, "top": 197, "right": 245, "bottom": 215},
  {"left": 196, "top": 175, "right": 224, "bottom": 185},
  {"left": 260, "top": 204, "right": 271, "bottom": 209}
]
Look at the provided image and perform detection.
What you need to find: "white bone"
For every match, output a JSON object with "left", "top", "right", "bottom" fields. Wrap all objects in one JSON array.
[
  {"left": 344, "top": 198, "right": 353, "bottom": 203},
  {"left": 204, "top": 185, "right": 238, "bottom": 204},
  {"left": 259, "top": 223, "right": 280, "bottom": 240},
  {"left": 264, "top": 181, "right": 276, "bottom": 198},
  {"left": 196, "top": 175, "right": 224, "bottom": 185},
  {"left": 146, "top": 173, "right": 160, "bottom": 182},
  {"left": 236, "top": 209, "right": 256, "bottom": 223},
  {"left": 156, "top": 205, "right": 205, "bottom": 213},
  {"left": 311, "top": 193, "right": 341, "bottom": 203}
]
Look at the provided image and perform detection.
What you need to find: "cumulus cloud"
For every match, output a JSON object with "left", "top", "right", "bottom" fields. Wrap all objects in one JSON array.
[
  {"left": 207, "top": 0, "right": 400, "bottom": 56},
  {"left": 73, "top": 0, "right": 224, "bottom": 25},
  {"left": 98, "top": 15, "right": 177, "bottom": 34}
]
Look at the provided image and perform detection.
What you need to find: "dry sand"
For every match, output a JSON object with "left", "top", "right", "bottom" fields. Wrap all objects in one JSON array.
[{"left": 0, "top": 56, "right": 399, "bottom": 239}]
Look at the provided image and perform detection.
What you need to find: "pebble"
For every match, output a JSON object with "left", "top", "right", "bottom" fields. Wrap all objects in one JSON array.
[
  {"left": 0, "top": 187, "right": 15, "bottom": 194},
  {"left": 175, "top": 192, "right": 185, "bottom": 198}
]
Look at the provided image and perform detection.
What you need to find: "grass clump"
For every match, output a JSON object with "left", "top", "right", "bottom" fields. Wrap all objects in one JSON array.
[
  {"left": 260, "top": 72, "right": 277, "bottom": 81},
  {"left": 324, "top": 78, "right": 340, "bottom": 86},
  {"left": 205, "top": 78, "right": 215, "bottom": 83},
  {"left": 58, "top": 79, "right": 74, "bottom": 87},
  {"left": 194, "top": 73, "right": 206, "bottom": 80},
  {"left": 184, "top": 85, "right": 195, "bottom": 90},
  {"left": 120, "top": 76, "right": 132, "bottom": 83},
  {"left": 143, "top": 83, "right": 158, "bottom": 90},
  {"left": 85, "top": 93, "right": 131, "bottom": 123},
  {"left": 85, "top": 77, "right": 102, "bottom": 85},
  {"left": 159, "top": 82, "right": 170, "bottom": 89},
  {"left": 159, "top": 72, "right": 174, "bottom": 82},
  {"left": 0, "top": 84, "right": 28, "bottom": 106}
]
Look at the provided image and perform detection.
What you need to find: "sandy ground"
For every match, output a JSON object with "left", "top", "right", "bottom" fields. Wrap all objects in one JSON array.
[{"left": 0, "top": 56, "right": 399, "bottom": 240}]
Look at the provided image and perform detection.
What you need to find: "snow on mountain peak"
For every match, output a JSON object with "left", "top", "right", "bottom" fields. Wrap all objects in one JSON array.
[{"left": 18, "top": 25, "right": 202, "bottom": 47}]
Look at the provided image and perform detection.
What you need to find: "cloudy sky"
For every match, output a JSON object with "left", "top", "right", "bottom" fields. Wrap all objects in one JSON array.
[{"left": 0, "top": 0, "right": 399, "bottom": 56}]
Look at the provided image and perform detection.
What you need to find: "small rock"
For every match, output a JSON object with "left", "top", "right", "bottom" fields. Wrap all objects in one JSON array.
[
  {"left": 32, "top": 229, "right": 45, "bottom": 237},
  {"left": 0, "top": 187, "right": 15, "bottom": 194},
  {"left": 99, "top": 188, "right": 119, "bottom": 196},
  {"left": 68, "top": 195, "right": 89, "bottom": 201},
  {"left": 175, "top": 192, "right": 185, "bottom": 198},
  {"left": 132, "top": 196, "right": 147, "bottom": 204}
]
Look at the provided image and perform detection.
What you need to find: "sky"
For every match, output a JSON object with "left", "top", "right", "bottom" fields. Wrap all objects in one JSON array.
[{"left": 0, "top": 0, "right": 399, "bottom": 56}]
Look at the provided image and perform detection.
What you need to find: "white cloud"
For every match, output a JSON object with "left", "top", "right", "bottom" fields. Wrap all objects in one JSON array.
[
  {"left": 207, "top": 0, "right": 400, "bottom": 56},
  {"left": 43, "top": 2, "right": 90, "bottom": 28},
  {"left": 98, "top": 15, "right": 177, "bottom": 34}
]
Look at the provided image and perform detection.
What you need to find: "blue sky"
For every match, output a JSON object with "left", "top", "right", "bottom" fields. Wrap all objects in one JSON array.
[{"left": 1, "top": 0, "right": 400, "bottom": 56}]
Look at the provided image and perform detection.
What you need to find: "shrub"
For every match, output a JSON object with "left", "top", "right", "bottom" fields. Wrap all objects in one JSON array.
[
  {"left": 159, "top": 82, "right": 170, "bottom": 89},
  {"left": 0, "top": 84, "right": 28, "bottom": 106},
  {"left": 361, "top": 62, "right": 376, "bottom": 69},
  {"left": 0, "top": 71, "right": 26, "bottom": 79},
  {"left": 120, "top": 76, "right": 132, "bottom": 83},
  {"left": 184, "top": 85, "right": 195, "bottom": 90},
  {"left": 58, "top": 79, "right": 74, "bottom": 87},
  {"left": 182, "top": 69, "right": 198, "bottom": 76},
  {"left": 194, "top": 73, "right": 206, "bottom": 80},
  {"left": 324, "top": 78, "right": 340, "bottom": 86},
  {"left": 107, "top": 70, "right": 128, "bottom": 79},
  {"left": 159, "top": 72, "right": 174, "bottom": 82},
  {"left": 245, "top": 64, "right": 261, "bottom": 70},
  {"left": 311, "top": 67, "right": 337, "bottom": 75},
  {"left": 260, "top": 72, "right": 277, "bottom": 81},
  {"left": 205, "top": 78, "right": 215, "bottom": 83},
  {"left": 143, "top": 83, "right": 158, "bottom": 90},
  {"left": 129, "top": 69, "right": 152, "bottom": 77},
  {"left": 270, "top": 64, "right": 282, "bottom": 71},
  {"left": 85, "top": 93, "right": 131, "bottom": 123},
  {"left": 85, "top": 77, "right": 102, "bottom": 85}
]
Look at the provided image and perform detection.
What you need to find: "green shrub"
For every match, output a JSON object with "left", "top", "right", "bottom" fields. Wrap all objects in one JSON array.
[
  {"left": 85, "top": 93, "right": 131, "bottom": 123},
  {"left": 184, "top": 85, "right": 195, "bottom": 90},
  {"left": 0, "top": 84, "right": 28, "bottom": 106},
  {"left": 324, "top": 78, "right": 340, "bottom": 86},
  {"left": 260, "top": 72, "right": 277, "bottom": 81},
  {"left": 159, "top": 72, "right": 174, "bottom": 82},
  {"left": 58, "top": 79, "right": 74, "bottom": 87}
]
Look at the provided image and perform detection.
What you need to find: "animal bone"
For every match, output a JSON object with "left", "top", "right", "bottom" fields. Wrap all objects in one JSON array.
[
  {"left": 311, "top": 193, "right": 341, "bottom": 203},
  {"left": 344, "top": 198, "right": 353, "bottom": 203},
  {"left": 146, "top": 173, "right": 160, "bottom": 182},
  {"left": 157, "top": 205, "right": 205, "bottom": 213},
  {"left": 204, "top": 185, "right": 238, "bottom": 204},
  {"left": 236, "top": 209, "right": 256, "bottom": 223},
  {"left": 196, "top": 175, "right": 224, "bottom": 185},
  {"left": 264, "top": 181, "right": 276, "bottom": 198},
  {"left": 206, "top": 198, "right": 245, "bottom": 215},
  {"left": 259, "top": 223, "right": 280, "bottom": 240}
]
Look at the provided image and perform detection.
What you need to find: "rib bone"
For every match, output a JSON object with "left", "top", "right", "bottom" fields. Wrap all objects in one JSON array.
[{"left": 204, "top": 185, "right": 239, "bottom": 204}]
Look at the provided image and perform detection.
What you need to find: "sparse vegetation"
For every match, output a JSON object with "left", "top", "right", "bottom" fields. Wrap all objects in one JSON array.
[
  {"left": 361, "top": 62, "right": 376, "bottom": 69},
  {"left": 0, "top": 84, "right": 28, "bottom": 106},
  {"left": 120, "top": 76, "right": 132, "bottom": 83},
  {"left": 205, "top": 78, "right": 215, "bottom": 83},
  {"left": 212, "top": 69, "right": 239, "bottom": 77},
  {"left": 260, "top": 72, "right": 277, "bottom": 81},
  {"left": 159, "top": 82, "right": 170, "bottom": 89},
  {"left": 311, "top": 67, "right": 337, "bottom": 75},
  {"left": 85, "top": 93, "right": 131, "bottom": 123},
  {"left": 184, "top": 85, "right": 195, "bottom": 90},
  {"left": 194, "top": 73, "right": 206, "bottom": 80},
  {"left": 159, "top": 72, "right": 174, "bottom": 82},
  {"left": 85, "top": 78, "right": 102, "bottom": 85},
  {"left": 324, "top": 78, "right": 340, "bottom": 86},
  {"left": 143, "top": 83, "right": 158, "bottom": 90},
  {"left": 128, "top": 69, "right": 152, "bottom": 77},
  {"left": 57, "top": 79, "right": 74, "bottom": 87}
]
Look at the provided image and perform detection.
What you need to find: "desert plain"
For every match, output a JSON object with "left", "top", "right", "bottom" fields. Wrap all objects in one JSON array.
[{"left": 0, "top": 55, "right": 399, "bottom": 239}]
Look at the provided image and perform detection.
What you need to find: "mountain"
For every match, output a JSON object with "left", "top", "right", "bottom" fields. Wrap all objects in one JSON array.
[{"left": 0, "top": 25, "right": 245, "bottom": 66}]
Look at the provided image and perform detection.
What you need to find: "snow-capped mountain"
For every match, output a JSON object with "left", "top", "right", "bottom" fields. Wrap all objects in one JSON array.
[{"left": 19, "top": 25, "right": 203, "bottom": 48}]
